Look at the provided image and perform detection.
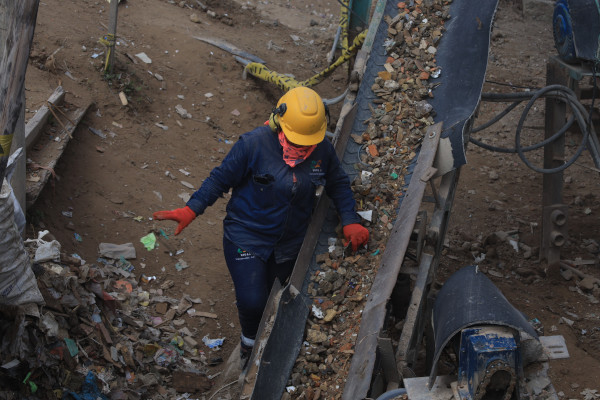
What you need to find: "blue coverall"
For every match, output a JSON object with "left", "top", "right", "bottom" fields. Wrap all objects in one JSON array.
[{"left": 186, "top": 126, "right": 361, "bottom": 341}]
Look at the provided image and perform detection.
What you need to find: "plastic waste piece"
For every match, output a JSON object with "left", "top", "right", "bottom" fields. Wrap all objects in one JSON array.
[
  {"left": 41, "top": 313, "right": 60, "bottom": 337},
  {"left": 158, "top": 229, "right": 169, "bottom": 239},
  {"left": 74, "top": 233, "right": 83, "bottom": 242},
  {"left": 153, "top": 345, "right": 179, "bottom": 367},
  {"left": 138, "top": 291, "right": 150, "bottom": 307},
  {"left": 171, "top": 335, "right": 185, "bottom": 348},
  {"left": 175, "top": 259, "right": 189, "bottom": 271},
  {"left": 114, "top": 280, "right": 133, "bottom": 293},
  {"left": 135, "top": 52, "right": 152, "bottom": 64},
  {"left": 117, "top": 256, "right": 135, "bottom": 272},
  {"left": 311, "top": 304, "right": 324, "bottom": 319},
  {"left": 357, "top": 210, "right": 373, "bottom": 222},
  {"left": 64, "top": 338, "right": 79, "bottom": 357},
  {"left": 24, "top": 230, "right": 61, "bottom": 262},
  {"left": 63, "top": 371, "right": 108, "bottom": 400},
  {"left": 1, "top": 359, "right": 20, "bottom": 369},
  {"left": 140, "top": 274, "right": 156, "bottom": 284},
  {"left": 202, "top": 335, "right": 225, "bottom": 349},
  {"left": 140, "top": 232, "right": 157, "bottom": 250},
  {"left": 22, "top": 372, "right": 37, "bottom": 393},
  {"left": 98, "top": 242, "right": 136, "bottom": 259}
]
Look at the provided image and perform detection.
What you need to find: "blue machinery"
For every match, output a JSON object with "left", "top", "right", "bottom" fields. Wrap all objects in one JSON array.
[{"left": 457, "top": 328, "right": 519, "bottom": 400}]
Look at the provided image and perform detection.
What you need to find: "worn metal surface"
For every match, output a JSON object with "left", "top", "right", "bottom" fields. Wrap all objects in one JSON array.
[
  {"left": 429, "top": 265, "right": 538, "bottom": 388},
  {"left": 394, "top": 164, "right": 461, "bottom": 382},
  {"left": 395, "top": 253, "right": 434, "bottom": 370},
  {"left": 567, "top": 0, "right": 600, "bottom": 62},
  {"left": 342, "top": 122, "right": 442, "bottom": 400}
]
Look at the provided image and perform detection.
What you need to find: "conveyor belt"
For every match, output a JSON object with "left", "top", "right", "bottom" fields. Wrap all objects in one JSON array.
[{"left": 428, "top": 0, "right": 498, "bottom": 169}]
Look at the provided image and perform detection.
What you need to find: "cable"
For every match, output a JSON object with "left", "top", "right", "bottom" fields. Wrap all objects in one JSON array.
[
  {"left": 484, "top": 79, "right": 539, "bottom": 90},
  {"left": 515, "top": 84, "right": 589, "bottom": 173},
  {"left": 469, "top": 83, "right": 598, "bottom": 174}
]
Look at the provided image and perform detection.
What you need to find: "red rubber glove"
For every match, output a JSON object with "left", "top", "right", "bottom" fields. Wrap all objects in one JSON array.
[
  {"left": 343, "top": 223, "right": 369, "bottom": 252},
  {"left": 153, "top": 206, "right": 197, "bottom": 235}
]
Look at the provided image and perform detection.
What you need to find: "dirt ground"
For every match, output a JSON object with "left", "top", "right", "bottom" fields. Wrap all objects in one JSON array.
[{"left": 21, "top": 0, "right": 600, "bottom": 398}]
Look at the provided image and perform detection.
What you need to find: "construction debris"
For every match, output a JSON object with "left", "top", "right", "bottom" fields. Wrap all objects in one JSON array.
[{"left": 0, "top": 236, "right": 222, "bottom": 399}]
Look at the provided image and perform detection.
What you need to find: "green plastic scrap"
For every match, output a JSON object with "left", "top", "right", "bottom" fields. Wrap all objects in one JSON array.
[
  {"left": 22, "top": 372, "right": 38, "bottom": 393},
  {"left": 64, "top": 338, "right": 79, "bottom": 357},
  {"left": 140, "top": 232, "right": 157, "bottom": 250},
  {"left": 158, "top": 229, "right": 169, "bottom": 239}
]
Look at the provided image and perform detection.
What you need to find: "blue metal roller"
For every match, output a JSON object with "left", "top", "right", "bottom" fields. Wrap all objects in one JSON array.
[{"left": 553, "top": 0, "right": 577, "bottom": 62}]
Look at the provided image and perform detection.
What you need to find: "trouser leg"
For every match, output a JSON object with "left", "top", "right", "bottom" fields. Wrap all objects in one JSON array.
[
  {"left": 223, "top": 238, "right": 270, "bottom": 340},
  {"left": 223, "top": 238, "right": 297, "bottom": 340}
]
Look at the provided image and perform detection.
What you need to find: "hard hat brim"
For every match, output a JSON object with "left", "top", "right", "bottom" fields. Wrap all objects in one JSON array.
[{"left": 282, "top": 125, "right": 326, "bottom": 146}]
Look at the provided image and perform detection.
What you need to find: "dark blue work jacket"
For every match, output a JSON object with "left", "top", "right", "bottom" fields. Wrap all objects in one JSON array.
[{"left": 187, "top": 126, "right": 360, "bottom": 262}]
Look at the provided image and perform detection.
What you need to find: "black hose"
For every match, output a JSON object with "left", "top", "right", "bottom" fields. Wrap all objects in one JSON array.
[
  {"left": 470, "top": 83, "right": 597, "bottom": 174},
  {"left": 515, "top": 84, "right": 589, "bottom": 173}
]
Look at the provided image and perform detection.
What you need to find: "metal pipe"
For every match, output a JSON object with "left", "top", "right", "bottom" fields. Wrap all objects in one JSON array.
[{"left": 375, "top": 388, "right": 408, "bottom": 400}]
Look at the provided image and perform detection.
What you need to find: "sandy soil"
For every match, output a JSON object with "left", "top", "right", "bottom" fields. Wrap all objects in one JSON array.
[{"left": 20, "top": 0, "right": 600, "bottom": 397}]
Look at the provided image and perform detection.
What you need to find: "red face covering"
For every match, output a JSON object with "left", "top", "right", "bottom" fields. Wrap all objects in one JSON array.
[{"left": 278, "top": 131, "right": 317, "bottom": 168}]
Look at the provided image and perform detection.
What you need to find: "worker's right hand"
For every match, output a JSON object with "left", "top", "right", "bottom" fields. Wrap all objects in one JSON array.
[{"left": 152, "top": 206, "right": 197, "bottom": 235}]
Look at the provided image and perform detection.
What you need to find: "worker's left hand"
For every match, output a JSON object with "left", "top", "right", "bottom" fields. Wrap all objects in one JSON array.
[{"left": 343, "top": 223, "right": 369, "bottom": 252}]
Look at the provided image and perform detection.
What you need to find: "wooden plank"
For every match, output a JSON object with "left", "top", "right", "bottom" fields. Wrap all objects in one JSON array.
[
  {"left": 0, "top": 0, "right": 40, "bottom": 182},
  {"left": 26, "top": 103, "right": 90, "bottom": 209},
  {"left": 25, "top": 86, "right": 65, "bottom": 150},
  {"left": 341, "top": 122, "right": 442, "bottom": 400}
]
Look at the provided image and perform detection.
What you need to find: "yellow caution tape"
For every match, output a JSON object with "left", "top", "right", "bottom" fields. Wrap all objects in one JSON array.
[
  {"left": 99, "top": 33, "right": 116, "bottom": 72},
  {"left": 244, "top": 31, "right": 367, "bottom": 92},
  {"left": 243, "top": 0, "right": 364, "bottom": 93},
  {"left": 339, "top": 0, "right": 350, "bottom": 56},
  {"left": 0, "top": 134, "right": 13, "bottom": 157}
]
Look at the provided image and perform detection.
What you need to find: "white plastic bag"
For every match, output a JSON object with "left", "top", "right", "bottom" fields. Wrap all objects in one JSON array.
[
  {"left": 24, "top": 230, "right": 61, "bottom": 262},
  {"left": 0, "top": 179, "right": 44, "bottom": 305}
]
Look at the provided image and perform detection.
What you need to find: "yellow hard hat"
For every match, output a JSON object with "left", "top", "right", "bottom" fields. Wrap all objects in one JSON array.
[{"left": 274, "top": 87, "right": 327, "bottom": 146}]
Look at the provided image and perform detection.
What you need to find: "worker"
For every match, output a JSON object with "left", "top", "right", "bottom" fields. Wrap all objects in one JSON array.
[{"left": 153, "top": 86, "right": 369, "bottom": 368}]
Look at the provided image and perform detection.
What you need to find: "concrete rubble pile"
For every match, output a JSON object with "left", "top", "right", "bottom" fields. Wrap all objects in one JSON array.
[
  {"left": 286, "top": 0, "right": 451, "bottom": 398},
  {"left": 0, "top": 239, "right": 218, "bottom": 400}
]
